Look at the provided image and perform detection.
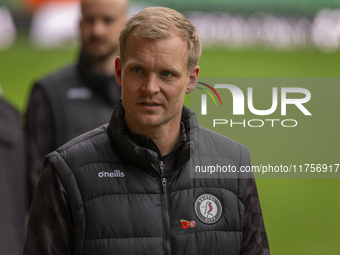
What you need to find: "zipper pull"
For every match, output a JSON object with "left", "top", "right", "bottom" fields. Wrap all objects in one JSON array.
[
  {"left": 159, "top": 161, "right": 165, "bottom": 177},
  {"left": 162, "top": 178, "right": 167, "bottom": 194}
]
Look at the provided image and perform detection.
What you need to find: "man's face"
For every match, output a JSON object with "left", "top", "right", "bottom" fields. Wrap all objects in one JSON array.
[
  {"left": 80, "top": 0, "right": 127, "bottom": 61},
  {"left": 115, "top": 33, "right": 199, "bottom": 134}
]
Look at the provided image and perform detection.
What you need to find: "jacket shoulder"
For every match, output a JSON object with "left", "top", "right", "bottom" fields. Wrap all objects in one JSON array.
[
  {"left": 46, "top": 124, "right": 114, "bottom": 172},
  {"left": 36, "top": 64, "right": 78, "bottom": 89},
  {"left": 197, "top": 126, "right": 250, "bottom": 166}
]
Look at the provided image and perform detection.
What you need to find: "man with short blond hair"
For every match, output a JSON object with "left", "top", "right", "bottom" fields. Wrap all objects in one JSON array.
[{"left": 24, "top": 7, "right": 269, "bottom": 254}]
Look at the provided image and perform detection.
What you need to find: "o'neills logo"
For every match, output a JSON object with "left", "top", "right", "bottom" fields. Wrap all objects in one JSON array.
[
  {"left": 194, "top": 194, "right": 222, "bottom": 224},
  {"left": 98, "top": 170, "right": 125, "bottom": 178}
]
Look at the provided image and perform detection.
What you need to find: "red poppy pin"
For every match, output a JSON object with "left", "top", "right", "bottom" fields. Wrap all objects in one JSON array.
[{"left": 180, "top": 219, "right": 196, "bottom": 229}]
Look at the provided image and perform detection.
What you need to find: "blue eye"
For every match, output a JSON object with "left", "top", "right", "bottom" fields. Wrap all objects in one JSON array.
[
  {"left": 133, "top": 67, "right": 142, "bottom": 73},
  {"left": 161, "top": 71, "right": 171, "bottom": 77}
]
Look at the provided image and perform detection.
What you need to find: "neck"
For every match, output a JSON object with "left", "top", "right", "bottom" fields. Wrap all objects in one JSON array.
[
  {"left": 92, "top": 54, "right": 117, "bottom": 76},
  {"left": 149, "top": 125, "right": 181, "bottom": 157},
  {"left": 128, "top": 121, "right": 181, "bottom": 157},
  {"left": 83, "top": 50, "right": 118, "bottom": 76}
]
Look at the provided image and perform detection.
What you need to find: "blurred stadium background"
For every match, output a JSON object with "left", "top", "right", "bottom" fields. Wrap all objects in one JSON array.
[{"left": 1, "top": 0, "right": 340, "bottom": 254}]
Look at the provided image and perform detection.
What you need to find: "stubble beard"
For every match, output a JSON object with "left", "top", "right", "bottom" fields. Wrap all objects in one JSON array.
[{"left": 83, "top": 38, "right": 118, "bottom": 65}]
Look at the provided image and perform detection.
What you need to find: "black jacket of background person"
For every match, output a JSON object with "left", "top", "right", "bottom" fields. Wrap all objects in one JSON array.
[
  {"left": 0, "top": 97, "right": 28, "bottom": 255},
  {"left": 23, "top": 100, "right": 270, "bottom": 255},
  {"left": 25, "top": 52, "right": 121, "bottom": 199}
]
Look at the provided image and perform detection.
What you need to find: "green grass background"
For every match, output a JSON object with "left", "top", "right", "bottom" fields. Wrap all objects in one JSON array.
[{"left": 1, "top": 37, "right": 340, "bottom": 254}]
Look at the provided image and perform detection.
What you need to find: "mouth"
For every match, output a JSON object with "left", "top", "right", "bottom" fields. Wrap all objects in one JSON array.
[
  {"left": 140, "top": 102, "right": 160, "bottom": 106},
  {"left": 138, "top": 101, "right": 162, "bottom": 110},
  {"left": 88, "top": 37, "right": 106, "bottom": 46}
]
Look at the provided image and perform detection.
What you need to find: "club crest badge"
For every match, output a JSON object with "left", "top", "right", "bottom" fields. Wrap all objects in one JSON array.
[{"left": 194, "top": 194, "right": 222, "bottom": 224}]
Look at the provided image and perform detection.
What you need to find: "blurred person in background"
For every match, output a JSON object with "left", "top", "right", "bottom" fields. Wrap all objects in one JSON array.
[
  {"left": 25, "top": 0, "right": 128, "bottom": 199},
  {"left": 0, "top": 88, "right": 28, "bottom": 255}
]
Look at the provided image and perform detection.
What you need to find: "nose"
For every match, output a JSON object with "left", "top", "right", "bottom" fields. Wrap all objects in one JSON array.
[
  {"left": 142, "top": 74, "right": 160, "bottom": 94},
  {"left": 92, "top": 20, "right": 105, "bottom": 36}
]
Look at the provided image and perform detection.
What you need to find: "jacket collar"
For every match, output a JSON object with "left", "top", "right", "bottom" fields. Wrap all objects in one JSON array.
[{"left": 107, "top": 100, "right": 200, "bottom": 176}]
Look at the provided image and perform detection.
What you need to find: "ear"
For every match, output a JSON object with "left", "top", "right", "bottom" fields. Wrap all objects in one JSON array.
[
  {"left": 79, "top": 12, "right": 85, "bottom": 31},
  {"left": 186, "top": 66, "right": 200, "bottom": 93},
  {"left": 115, "top": 57, "right": 123, "bottom": 87}
]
